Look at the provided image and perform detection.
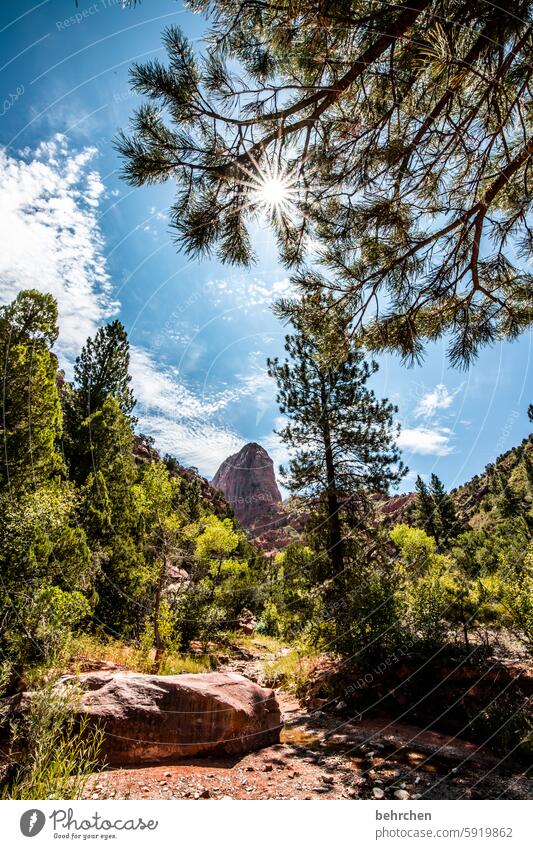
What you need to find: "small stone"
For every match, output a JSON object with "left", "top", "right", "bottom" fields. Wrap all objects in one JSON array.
[
  {"left": 193, "top": 791, "right": 200, "bottom": 800},
  {"left": 200, "top": 788, "right": 210, "bottom": 798},
  {"left": 372, "top": 787, "right": 385, "bottom": 800},
  {"left": 394, "top": 789, "right": 410, "bottom": 800},
  {"left": 263, "top": 763, "right": 273, "bottom": 772},
  {"left": 164, "top": 771, "right": 171, "bottom": 777},
  {"left": 321, "top": 774, "right": 335, "bottom": 784},
  {"left": 335, "top": 700, "right": 347, "bottom": 710}
]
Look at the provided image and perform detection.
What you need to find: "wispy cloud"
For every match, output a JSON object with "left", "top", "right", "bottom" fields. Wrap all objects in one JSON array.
[
  {"left": 207, "top": 275, "right": 293, "bottom": 311},
  {"left": 0, "top": 134, "right": 117, "bottom": 358},
  {"left": 398, "top": 426, "right": 454, "bottom": 456},
  {"left": 0, "top": 137, "right": 249, "bottom": 478},
  {"left": 415, "top": 383, "right": 463, "bottom": 419}
]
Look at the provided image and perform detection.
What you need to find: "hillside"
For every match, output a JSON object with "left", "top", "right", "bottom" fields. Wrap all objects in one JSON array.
[{"left": 451, "top": 435, "right": 533, "bottom": 529}]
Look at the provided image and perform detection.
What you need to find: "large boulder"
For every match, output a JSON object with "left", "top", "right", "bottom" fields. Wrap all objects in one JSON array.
[{"left": 60, "top": 671, "right": 280, "bottom": 766}]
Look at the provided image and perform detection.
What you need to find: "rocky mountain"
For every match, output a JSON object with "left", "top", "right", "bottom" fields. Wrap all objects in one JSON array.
[{"left": 211, "top": 442, "right": 282, "bottom": 527}]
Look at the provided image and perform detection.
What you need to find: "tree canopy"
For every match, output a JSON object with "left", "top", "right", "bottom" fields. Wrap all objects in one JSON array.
[{"left": 117, "top": 0, "right": 532, "bottom": 366}]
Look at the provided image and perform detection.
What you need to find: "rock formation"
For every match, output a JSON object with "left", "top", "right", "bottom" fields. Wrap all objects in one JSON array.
[
  {"left": 59, "top": 671, "right": 280, "bottom": 765},
  {"left": 212, "top": 442, "right": 282, "bottom": 528}
]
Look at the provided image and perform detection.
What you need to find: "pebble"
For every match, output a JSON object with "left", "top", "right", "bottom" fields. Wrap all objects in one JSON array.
[
  {"left": 263, "top": 763, "right": 273, "bottom": 772},
  {"left": 321, "top": 774, "right": 335, "bottom": 784},
  {"left": 394, "top": 789, "right": 410, "bottom": 800},
  {"left": 372, "top": 787, "right": 385, "bottom": 799}
]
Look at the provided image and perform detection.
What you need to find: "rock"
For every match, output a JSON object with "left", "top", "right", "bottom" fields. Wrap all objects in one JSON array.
[
  {"left": 394, "top": 790, "right": 410, "bottom": 800},
  {"left": 212, "top": 443, "right": 282, "bottom": 528},
  {"left": 57, "top": 670, "right": 280, "bottom": 766},
  {"left": 372, "top": 787, "right": 385, "bottom": 799},
  {"left": 335, "top": 700, "right": 347, "bottom": 711},
  {"left": 307, "top": 697, "right": 327, "bottom": 711},
  {"left": 237, "top": 608, "right": 257, "bottom": 635},
  {"left": 263, "top": 763, "right": 273, "bottom": 772}
]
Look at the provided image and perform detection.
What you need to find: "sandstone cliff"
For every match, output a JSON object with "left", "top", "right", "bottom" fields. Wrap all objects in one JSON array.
[{"left": 211, "top": 442, "right": 282, "bottom": 528}]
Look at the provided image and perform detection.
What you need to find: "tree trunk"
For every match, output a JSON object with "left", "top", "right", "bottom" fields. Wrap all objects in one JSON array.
[
  {"left": 152, "top": 559, "right": 165, "bottom": 673},
  {"left": 319, "top": 375, "right": 344, "bottom": 579}
]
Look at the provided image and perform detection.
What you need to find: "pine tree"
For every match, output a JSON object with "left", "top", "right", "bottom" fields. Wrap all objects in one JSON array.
[
  {"left": 116, "top": 2, "right": 532, "bottom": 365},
  {"left": 414, "top": 475, "right": 438, "bottom": 541},
  {"left": 429, "top": 473, "right": 461, "bottom": 548},
  {"left": 267, "top": 295, "right": 405, "bottom": 576},
  {"left": 78, "top": 397, "right": 143, "bottom": 635},
  {"left": 414, "top": 473, "right": 460, "bottom": 549},
  {"left": 0, "top": 291, "right": 63, "bottom": 494},
  {"left": 74, "top": 320, "right": 136, "bottom": 419}
]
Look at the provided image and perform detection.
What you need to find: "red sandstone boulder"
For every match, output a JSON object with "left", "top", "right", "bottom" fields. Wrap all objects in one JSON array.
[{"left": 59, "top": 671, "right": 280, "bottom": 766}]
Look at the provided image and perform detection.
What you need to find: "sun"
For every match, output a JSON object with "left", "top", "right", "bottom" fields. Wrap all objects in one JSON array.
[
  {"left": 235, "top": 158, "right": 298, "bottom": 221},
  {"left": 256, "top": 176, "right": 290, "bottom": 207}
]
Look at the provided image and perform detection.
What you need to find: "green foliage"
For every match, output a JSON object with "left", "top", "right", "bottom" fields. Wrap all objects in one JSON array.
[
  {"left": 258, "top": 544, "right": 322, "bottom": 638},
  {"left": 1, "top": 680, "right": 104, "bottom": 800},
  {"left": 392, "top": 524, "right": 504, "bottom": 648},
  {"left": 499, "top": 542, "right": 533, "bottom": 653},
  {"left": 268, "top": 293, "right": 405, "bottom": 575},
  {"left": 413, "top": 473, "right": 461, "bottom": 550},
  {"left": 0, "top": 483, "right": 93, "bottom": 666},
  {"left": 0, "top": 290, "right": 63, "bottom": 493},
  {"left": 74, "top": 320, "right": 136, "bottom": 419}
]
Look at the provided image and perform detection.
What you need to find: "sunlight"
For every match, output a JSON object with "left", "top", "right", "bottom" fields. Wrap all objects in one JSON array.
[
  {"left": 256, "top": 176, "right": 290, "bottom": 208},
  {"left": 236, "top": 157, "right": 298, "bottom": 222}
]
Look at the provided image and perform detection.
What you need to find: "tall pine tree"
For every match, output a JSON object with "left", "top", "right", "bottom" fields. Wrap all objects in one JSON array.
[
  {"left": 0, "top": 290, "right": 63, "bottom": 494},
  {"left": 74, "top": 320, "right": 136, "bottom": 419},
  {"left": 268, "top": 295, "right": 405, "bottom": 576}
]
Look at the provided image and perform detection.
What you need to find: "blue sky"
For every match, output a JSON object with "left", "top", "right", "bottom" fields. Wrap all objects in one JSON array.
[{"left": 0, "top": 0, "right": 531, "bottom": 491}]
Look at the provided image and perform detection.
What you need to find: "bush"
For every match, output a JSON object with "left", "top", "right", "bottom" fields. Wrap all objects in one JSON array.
[{"left": 1, "top": 676, "right": 103, "bottom": 800}]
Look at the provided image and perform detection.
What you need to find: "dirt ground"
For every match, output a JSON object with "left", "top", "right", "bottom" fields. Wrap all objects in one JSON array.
[{"left": 83, "top": 645, "right": 532, "bottom": 801}]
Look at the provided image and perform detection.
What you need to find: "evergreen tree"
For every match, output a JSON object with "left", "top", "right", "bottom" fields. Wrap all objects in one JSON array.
[
  {"left": 414, "top": 473, "right": 461, "bottom": 549},
  {"left": 78, "top": 398, "right": 144, "bottom": 636},
  {"left": 267, "top": 295, "right": 405, "bottom": 576},
  {"left": 429, "top": 473, "right": 461, "bottom": 548},
  {"left": 0, "top": 291, "right": 63, "bottom": 494},
  {"left": 116, "top": 2, "right": 532, "bottom": 365},
  {"left": 74, "top": 320, "right": 136, "bottom": 419},
  {"left": 414, "top": 475, "right": 438, "bottom": 541}
]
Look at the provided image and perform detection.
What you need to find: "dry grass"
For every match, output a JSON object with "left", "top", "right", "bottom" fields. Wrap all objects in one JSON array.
[{"left": 66, "top": 634, "right": 213, "bottom": 676}]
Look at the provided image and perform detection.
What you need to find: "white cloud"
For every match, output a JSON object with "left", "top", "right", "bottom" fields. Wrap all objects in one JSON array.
[
  {"left": 207, "top": 275, "right": 293, "bottom": 310},
  {"left": 398, "top": 426, "right": 454, "bottom": 456},
  {"left": 0, "top": 134, "right": 117, "bottom": 357},
  {"left": 138, "top": 414, "right": 244, "bottom": 478},
  {"left": 0, "top": 137, "right": 251, "bottom": 478},
  {"left": 415, "top": 383, "right": 462, "bottom": 418}
]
